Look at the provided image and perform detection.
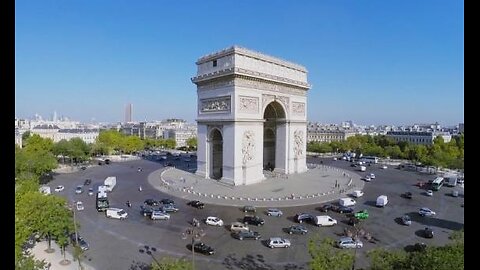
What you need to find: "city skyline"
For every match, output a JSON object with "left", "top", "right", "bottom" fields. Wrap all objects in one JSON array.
[{"left": 15, "top": 1, "right": 464, "bottom": 126}]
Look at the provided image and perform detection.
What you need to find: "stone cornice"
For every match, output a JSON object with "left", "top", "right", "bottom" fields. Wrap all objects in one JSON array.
[
  {"left": 192, "top": 67, "right": 310, "bottom": 90},
  {"left": 196, "top": 45, "right": 308, "bottom": 73}
]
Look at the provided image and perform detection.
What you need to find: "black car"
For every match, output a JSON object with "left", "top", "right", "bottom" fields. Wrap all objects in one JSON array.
[
  {"left": 144, "top": 199, "right": 160, "bottom": 207},
  {"left": 232, "top": 230, "right": 261, "bottom": 240},
  {"left": 424, "top": 227, "right": 434, "bottom": 238},
  {"left": 84, "top": 179, "right": 92, "bottom": 185},
  {"left": 187, "top": 200, "right": 205, "bottom": 209},
  {"left": 140, "top": 205, "right": 154, "bottom": 217},
  {"left": 160, "top": 198, "right": 175, "bottom": 205},
  {"left": 287, "top": 225, "right": 308, "bottom": 235},
  {"left": 402, "top": 192, "right": 413, "bottom": 199},
  {"left": 295, "top": 213, "right": 314, "bottom": 223},
  {"left": 192, "top": 242, "right": 215, "bottom": 255},
  {"left": 69, "top": 233, "right": 89, "bottom": 251},
  {"left": 317, "top": 204, "right": 335, "bottom": 213},
  {"left": 104, "top": 159, "right": 111, "bottom": 164},
  {"left": 243, "top": 216, "right": 265, "bottom": 226},
  {"left": 335, "top": 206, "right": 354, "bottom": 214}
]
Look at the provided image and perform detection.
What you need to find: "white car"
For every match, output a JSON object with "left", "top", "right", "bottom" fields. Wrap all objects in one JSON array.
[
  {"left": 369, "top": 173, "right": 376, "bottom": 179},
  {"left": 230, "top": 222, "right": 249, "bottom": 232},
  {"left": 151, "top": 211, "right": 170, "bottom": 220},
  {"left": 54, "top": 185, "right": 65, "bottom": 192},
  {"left": 352, "top": 190, "right": 364, "bottom": 198},
  {"left": 76, "top": 201, "right": 84, "bottom": 211},
  {"left": 363, "top": 176, "right": 371, "bottom": 182},
  {"left": 419, "top": 207, "right": 436, "bottom": 217},
  {"left": 268, "top": 237, "right": 291, "bottom": 248},
  {"left": 205, "top": 216, "right": 224, "bottom": 226},
  {"left": 381, "top": 165, "right": 388, "bottom": 169},
  {"left": 426, "top": 190, "right": 433, "bottom": 196},
  {"left": 88, "top": 188, "right": 94, "bottom": 196}
]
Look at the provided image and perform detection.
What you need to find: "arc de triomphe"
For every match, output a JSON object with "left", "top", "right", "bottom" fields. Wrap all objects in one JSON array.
[{"left": 191, "top": 46, "right": 310, "bottom": 185}]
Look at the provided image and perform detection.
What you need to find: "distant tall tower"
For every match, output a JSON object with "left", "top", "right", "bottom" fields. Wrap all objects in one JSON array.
[
  {"left": 125, "top": 103, "right": 133, "bottom": 123},
  {"left": 53, "top": 110, "right": 57, "bottom": 122}
]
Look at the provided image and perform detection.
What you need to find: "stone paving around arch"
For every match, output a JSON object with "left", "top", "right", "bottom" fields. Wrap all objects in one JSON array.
[{"left": 149, "top": 164, "right": 365, "bottom": 207}]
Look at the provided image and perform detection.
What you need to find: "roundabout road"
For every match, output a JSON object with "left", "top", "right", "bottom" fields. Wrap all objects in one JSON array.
[{"left": 50, "top": 156, "right": 464, "bottom": 270}]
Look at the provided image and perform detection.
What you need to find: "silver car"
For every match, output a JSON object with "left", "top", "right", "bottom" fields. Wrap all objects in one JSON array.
[
  {"left": 151, "top": 211, "right": 170, "bottom": 220},
  {"left": 418, "top": 207, "right": 436, "bottom": 217},
  {"left": 266, "top": 208, "right": 283, "bottom": 217},
  {"left": 336, "top": 237, "right": 363, "bottom": 249},
  {"left": 268, "top": 237, "right": 291, "bottom": 248}
]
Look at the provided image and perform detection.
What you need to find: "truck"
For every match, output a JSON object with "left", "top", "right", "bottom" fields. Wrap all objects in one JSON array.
[
  {"left": 376, "top": 195, "right": 388, "bottom": 207},
  {"left": 314, "top": 215, "right": 337, "bottom": 227},
  {"left": 96, "top": 191, "right": 109, "bottom": 212},
  {"left": 446, "top": 176, "right": 457, "bottom": 187},
  {"left": 104, "top": 176, "right": 117, "bottom": 192},
  {"left": 339, "top": 198, "right": 356, "bottom": 207}
]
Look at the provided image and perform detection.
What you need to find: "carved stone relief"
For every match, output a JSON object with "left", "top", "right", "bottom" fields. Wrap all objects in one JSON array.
[
  {"left": 293, "top": 130, "right": 304, "bottom": 158},
  {"left": 200, "top": 96, "right": 231, "bottom": 113},
  {"left": 292, "top": 102, "right": 305, "bottom": 116},
  {"left": 242, "top": 130, "right": 255, "bottom": 165},
  {"left": 239, "top": 96, "right": 259, "bottom": 113},
  {"left": 276, "top": 96, "right": 289, "bottom": 112}
]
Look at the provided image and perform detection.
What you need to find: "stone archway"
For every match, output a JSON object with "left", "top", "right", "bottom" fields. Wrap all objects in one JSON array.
[
  {"left": 263, "top": 101, "right": 286, "bottom": 172},
  {"left": 209, "top": 129, "right": 223, "bottom": 180}
]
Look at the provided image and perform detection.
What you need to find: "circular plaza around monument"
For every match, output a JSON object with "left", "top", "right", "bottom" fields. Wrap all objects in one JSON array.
[{"left": 148, "top": 163, "right": 365, "bottom": 207}]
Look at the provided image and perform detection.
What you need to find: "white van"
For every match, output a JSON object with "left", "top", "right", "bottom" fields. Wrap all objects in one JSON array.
[
  {"left": 359, "top": 166, "right": 366, "bottom": 172},
  {"left": 339, "top": 198, "right": 356, "bottom": 207},
  {"left": 376, "top": 195, "right": 388, "bottom": 207},
  {"left": 105, "top": 208, "right": 128, "bottom": 220},
  {"left": 314, "top": 215, "right": 337, "bottom": 227}
]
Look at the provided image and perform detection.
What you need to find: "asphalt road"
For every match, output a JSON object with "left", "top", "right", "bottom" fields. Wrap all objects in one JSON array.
[{"left": 49, "top": 156, "right": 464, "bottom": 270}]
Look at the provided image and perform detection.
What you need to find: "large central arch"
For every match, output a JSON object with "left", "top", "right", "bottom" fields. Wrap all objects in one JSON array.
[
  {"left": 193, "top": 46, "right": 309, "bottom": 185},
  {"left": 209, "top": 129, "right": 223, "bottom": 180},
  {"left": 263, "top": 101, "right": 286, "bottom": 173}
]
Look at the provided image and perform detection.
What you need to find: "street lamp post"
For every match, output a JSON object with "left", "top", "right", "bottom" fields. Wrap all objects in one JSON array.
[
  {"left": 182, "top": 219, "right": 205, "bottom": 270},
  {"left": 71, "top": 202, "right": 78, "bottom": 245}
]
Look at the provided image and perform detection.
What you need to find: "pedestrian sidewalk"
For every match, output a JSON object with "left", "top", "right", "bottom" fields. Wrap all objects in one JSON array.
[
  {"left": 149, "top": 164, "right": 364, "bottom": 207},
  {"left": 29, "top": 241, "right": 95, "bottom": 270}
]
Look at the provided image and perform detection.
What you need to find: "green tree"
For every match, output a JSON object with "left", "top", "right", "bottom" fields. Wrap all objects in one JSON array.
[
  {"left": 121, "top": 136, "right": 145, "bottom": 154},
  {"left": 368, "top": 248, "right": 407, "bottom": 270},
  {"left": 151, "top": 257, "right": 192, "bottom": 270},
  {"left": 15, "top": 147, "right": 57, "bottom": 177},
  {"left": 308, "top": 236, "right": 353, "bottom": 270},
  {"left": 24, "top": 134, "right": 54, "bottom": 152},
  {"left": 186, "top": 137, "right": 197, "bottom": 150}
]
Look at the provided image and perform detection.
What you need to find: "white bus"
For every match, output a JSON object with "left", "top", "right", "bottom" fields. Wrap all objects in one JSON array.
[
  {"left": 361, "top": 156, "right": 379, "bottom": 164},
  {"left": 431, "top": 177, "right": 444, "bottom": 191}
]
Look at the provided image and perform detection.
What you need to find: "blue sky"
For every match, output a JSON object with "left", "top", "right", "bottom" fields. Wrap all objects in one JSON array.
[{"left": 15, "top": 0, "right": 464, "bottom": 126}]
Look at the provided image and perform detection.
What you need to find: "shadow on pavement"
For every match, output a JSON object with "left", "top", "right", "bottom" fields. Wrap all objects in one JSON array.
[
  {"left": 222, "top": 253, "right": 306, "bottom": 270},
  {"left": 128, "top": 260, "right": 151, "bottom": 270},
  {"left": 406, "top": 212, "right": 464, "bottom": 231}
]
